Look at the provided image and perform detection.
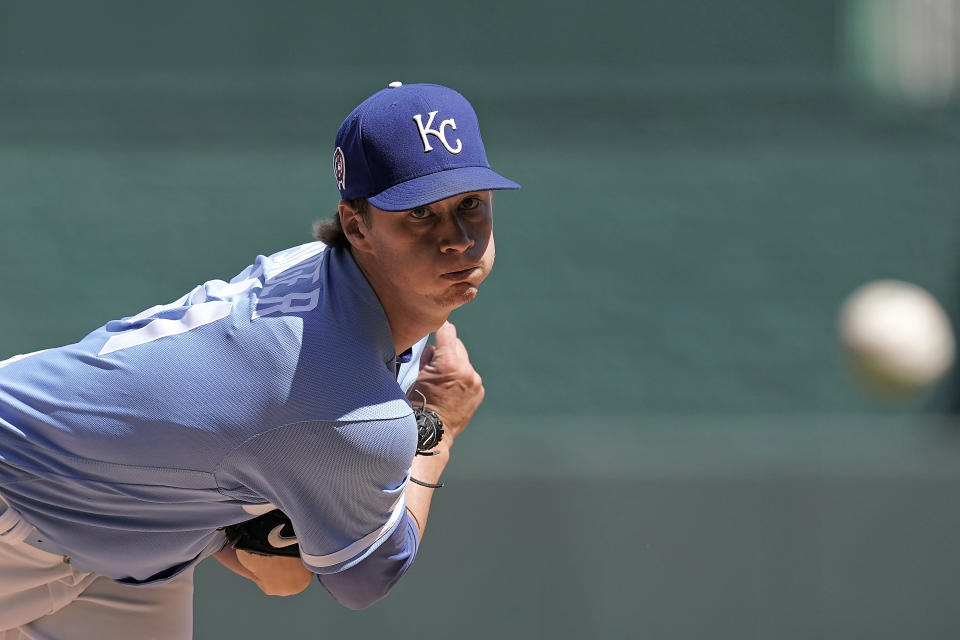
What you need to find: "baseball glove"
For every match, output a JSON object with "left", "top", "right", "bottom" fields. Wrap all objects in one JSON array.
[{"left": 223, "top": 509, "right": 301, "bottom": 557}]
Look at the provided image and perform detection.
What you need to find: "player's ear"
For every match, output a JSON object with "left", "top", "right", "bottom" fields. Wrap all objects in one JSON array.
[{"left": 338, "top": 201, "right": 372, "bottom": 253}]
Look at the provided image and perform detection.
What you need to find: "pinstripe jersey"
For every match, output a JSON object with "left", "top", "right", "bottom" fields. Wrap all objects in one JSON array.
[{"left": 0, "top": 242, "right": 425, "bottom": 584}]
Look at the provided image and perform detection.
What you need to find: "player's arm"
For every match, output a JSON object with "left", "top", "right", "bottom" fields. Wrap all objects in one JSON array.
[
  {"left": 402, "top": 321, "right": 483, "bottom": 540},
  {"left": 315, "top": 322, "right": 483, "bottom": 607},
  {"left": 214, "top": 322, "right": 483, "bottom": 606}
]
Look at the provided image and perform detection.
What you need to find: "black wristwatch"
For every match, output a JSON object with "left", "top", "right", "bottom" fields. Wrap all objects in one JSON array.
[
  {"left": 414, "top": 405, "right": 444, "bottom": 455},
  {"left": 410, "top": 389, "right": 445, "bottom": 488}
]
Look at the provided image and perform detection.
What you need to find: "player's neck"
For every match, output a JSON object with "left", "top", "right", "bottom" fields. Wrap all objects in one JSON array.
[
  {"left": 382, "top": 300, "right": 446, "bottom": 355},
  {"left": 350, "top": 248, "right": 447, "bottom": 354}
]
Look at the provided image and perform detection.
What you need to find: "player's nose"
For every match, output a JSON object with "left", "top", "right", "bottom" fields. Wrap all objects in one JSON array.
[{"left": 439, "top": 213, "right": 474, "bottom": 254}]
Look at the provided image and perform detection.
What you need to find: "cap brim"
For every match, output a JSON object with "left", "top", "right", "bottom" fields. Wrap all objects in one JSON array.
[{"left": 367, "top": 166, "right": 520, "bottom": 211}]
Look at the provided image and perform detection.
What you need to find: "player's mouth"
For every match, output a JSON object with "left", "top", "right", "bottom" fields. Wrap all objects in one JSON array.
[{"left": 441, "top": 267, "right": 480, "bottom": 282}]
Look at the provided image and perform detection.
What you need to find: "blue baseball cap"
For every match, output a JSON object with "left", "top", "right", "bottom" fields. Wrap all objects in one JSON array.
[{"left": 333, "top": 82, "right": 520, "bottom": 211}]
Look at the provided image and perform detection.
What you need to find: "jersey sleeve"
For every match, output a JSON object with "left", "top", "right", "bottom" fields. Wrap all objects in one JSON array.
[
  {"left": 214, "top": 417, "right": 417, "bottom": 573},
  {"left": 316, "top": 511, "right": 419, "bottom": 609}
]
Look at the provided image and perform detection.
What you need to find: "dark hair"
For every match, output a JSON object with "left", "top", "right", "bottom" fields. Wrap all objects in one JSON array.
[{"left": 313, "top": 198, "right": 369, "bottom": 249}]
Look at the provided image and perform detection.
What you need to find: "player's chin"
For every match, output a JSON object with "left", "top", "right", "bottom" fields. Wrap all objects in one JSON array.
[{"left": 436, "top": 283, "right": 480, "bottom": 309}]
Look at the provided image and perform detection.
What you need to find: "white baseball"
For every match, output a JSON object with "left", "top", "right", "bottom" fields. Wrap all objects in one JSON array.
[{"left": 838, "top": 280, "right": 955, "bottom": 396}]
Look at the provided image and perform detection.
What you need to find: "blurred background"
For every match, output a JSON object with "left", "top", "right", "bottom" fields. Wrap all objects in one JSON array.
[{"left": 2, "top": 0, "right": 960, "bottom": 637}]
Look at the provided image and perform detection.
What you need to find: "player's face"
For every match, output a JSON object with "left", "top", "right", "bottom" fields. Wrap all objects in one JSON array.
[{"left": 359, "top": 191, "right": 495, "bottom": 311}]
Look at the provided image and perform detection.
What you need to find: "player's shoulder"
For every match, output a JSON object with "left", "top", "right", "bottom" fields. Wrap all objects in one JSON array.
[{"left": 235, "top": 241, "right": 331, "bottom": 288}]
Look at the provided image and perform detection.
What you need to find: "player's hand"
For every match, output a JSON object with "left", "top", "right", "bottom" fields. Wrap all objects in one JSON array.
[
  {"left": 408, "top": 321, "right": 484, "bottom": 446},
  {"left": 235, "top": 548, "right": 313, "bottom": 597}
]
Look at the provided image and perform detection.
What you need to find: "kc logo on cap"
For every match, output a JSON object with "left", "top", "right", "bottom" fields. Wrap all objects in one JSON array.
[
  {"left": 332, "top": 82, "right": 519, "bottom": 211},
  {"left": 412, "top": 111, "right": 462, "bottom": 154}
]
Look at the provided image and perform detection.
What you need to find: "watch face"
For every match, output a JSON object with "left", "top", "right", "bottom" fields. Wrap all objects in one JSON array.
[{"left": 414, "top": 407, "right": 444, "bottom": 452}]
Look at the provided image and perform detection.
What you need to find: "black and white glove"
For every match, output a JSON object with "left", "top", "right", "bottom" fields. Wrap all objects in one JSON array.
[{"left": 223, "top": 509, "right": 301, "bottom": 557}]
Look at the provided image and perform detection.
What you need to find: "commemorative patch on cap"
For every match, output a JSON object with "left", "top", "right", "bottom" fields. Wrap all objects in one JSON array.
[{"left": 333, "top": 147, "right": 346, "bottom": 191}]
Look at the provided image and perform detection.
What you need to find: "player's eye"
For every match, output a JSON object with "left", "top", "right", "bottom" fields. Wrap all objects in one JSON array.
[
  {"left": 459, "top": 197, "right": 480, "bottom": 211},
  {"left": 409, "top": 207, "right": 432, "bottom": 220}
]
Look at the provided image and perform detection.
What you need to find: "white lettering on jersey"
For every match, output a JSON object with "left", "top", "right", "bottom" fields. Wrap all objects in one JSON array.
[
  {"left": 259, "top": 258, "right": 321, "bottom": 298},
  {"left": 252, "top": 289, "right": 320, "bottom": 319},
  {"left": 252, "top": 252, "right": 324, "bottom": 319},
  {"left": 260, "top": 243, "right": 326, "bottom": 280},
  {"left": 412, "top": 111, "right": 462, "bottom": 154}
]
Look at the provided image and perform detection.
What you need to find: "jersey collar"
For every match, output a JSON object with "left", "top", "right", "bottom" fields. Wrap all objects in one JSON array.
[{"left": 328, "top": 246, "right": 400, "bottom": 370}]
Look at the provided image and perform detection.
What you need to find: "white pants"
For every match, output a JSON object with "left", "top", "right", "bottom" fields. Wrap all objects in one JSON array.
[{"left": 0, "top": 498, "right": 194, "bottom": 639}]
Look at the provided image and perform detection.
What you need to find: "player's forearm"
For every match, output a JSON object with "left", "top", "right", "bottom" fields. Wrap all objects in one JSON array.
[
  {"left": 403, "top": 322, "right": 481, "bottom": 540},
  {"left": 404, "top": 442, "right": 451, "bottom": 541}
]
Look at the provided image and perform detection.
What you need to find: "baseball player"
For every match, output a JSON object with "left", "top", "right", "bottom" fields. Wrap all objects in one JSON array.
[{"left": 0, "top": 82, "right": 519, "bottom": 638}]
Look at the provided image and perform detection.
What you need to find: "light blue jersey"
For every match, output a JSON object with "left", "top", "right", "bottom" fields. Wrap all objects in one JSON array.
[{"left": 0, "top": 243, "right": 425, "bottom": 585}]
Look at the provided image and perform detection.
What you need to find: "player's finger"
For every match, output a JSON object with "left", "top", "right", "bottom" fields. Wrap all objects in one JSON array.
[{"left": 434, "top": 321, "right": 458, "bottom": 350}]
